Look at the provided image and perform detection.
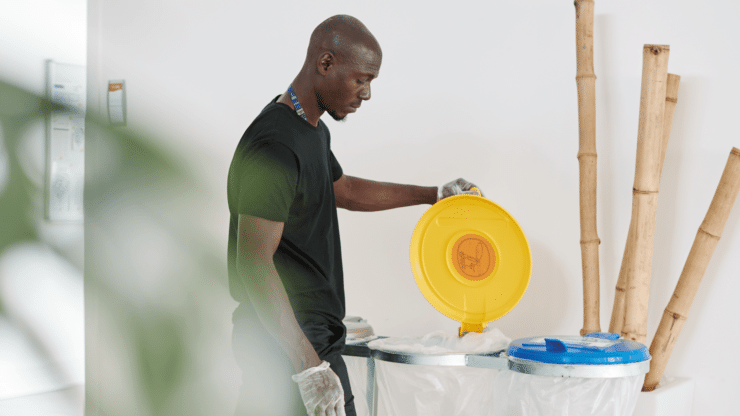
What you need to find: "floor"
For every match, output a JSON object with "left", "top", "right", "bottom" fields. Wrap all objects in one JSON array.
[{"left": 0, "top": 385, "right": 84, "bottom": 416}]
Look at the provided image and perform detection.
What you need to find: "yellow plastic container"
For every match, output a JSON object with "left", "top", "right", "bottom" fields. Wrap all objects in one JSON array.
[{"left": 410, "top": 191, "right": 531, "bottom": 335}]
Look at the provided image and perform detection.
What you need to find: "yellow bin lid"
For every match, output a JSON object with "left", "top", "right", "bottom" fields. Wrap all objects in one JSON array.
[{"left": 410, "top": 192, "right": 531, "bottom": 334}]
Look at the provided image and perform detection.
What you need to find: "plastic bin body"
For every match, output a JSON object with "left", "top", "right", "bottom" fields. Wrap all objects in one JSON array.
[
  {"left": 376, "top": 361, "right": 498, "bottom": 416},
  {"left": 496, "top": 334, "right": 651, "bottom": 416},
  {"left": 342, "top": 317, "right": 379, "bottom": 416},
  {"left": 492, "top": 370, "right": 643, "bottom": 416},
  {"left": 344, "top": 355, "right": 371, "bottom": 416},
  {"left": 375, "top": 361, "right": 499, "bottom": 416},
  {"left": 367, "top": 330, "right": 511, "bottom": 416}
]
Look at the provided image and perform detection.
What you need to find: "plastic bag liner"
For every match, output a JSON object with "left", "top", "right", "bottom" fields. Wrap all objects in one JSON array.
[
  {"left": 492, "top": 370, "right": 643, "bottom": 416},
  {"left": 344, "top": 355, "right": 371, "bottom": 416},
  {"left": 368, "top": 329, "right": 510, "bottom": 416},
  {"left": 368, "top": 328, "right": 510, "bottom": 354}
]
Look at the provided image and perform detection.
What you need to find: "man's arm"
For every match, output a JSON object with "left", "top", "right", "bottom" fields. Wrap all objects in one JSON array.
[
  {"left": 333, "top": 174, "right": 438, "bottom": 211},
  {"left": 236, "top": 214, "right": 321, "bottom": 374}
]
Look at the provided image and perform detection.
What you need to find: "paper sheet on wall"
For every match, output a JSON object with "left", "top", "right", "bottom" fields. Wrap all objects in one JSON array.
[
  {"left": 108, "top": 82, "right": 126, "bottom": 125},
  {"left": 47, "top": 61, "right": 85, "bottom": 222}
]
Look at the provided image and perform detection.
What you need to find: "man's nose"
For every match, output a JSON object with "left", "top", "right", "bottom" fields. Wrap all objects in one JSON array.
[{"left": 360, "top": 84, "right": 371, "bottom": 100}]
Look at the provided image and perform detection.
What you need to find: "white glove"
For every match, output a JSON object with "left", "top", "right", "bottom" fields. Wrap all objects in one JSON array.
[
  {"left": 291, "top": 361, "right": 346, "bottom": 416},
  {"left": 438, "top": 178, "right": 483, "bottom": 201}
]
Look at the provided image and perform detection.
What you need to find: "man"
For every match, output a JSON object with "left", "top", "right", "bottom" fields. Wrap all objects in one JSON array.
[{"left": 227, "top": 15, "right": 480, "bottom": 416}]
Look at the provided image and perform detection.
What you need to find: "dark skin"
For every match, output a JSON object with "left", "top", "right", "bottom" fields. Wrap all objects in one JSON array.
[{"left": 237, "top": 16, "right": 438, "bottom": 375}]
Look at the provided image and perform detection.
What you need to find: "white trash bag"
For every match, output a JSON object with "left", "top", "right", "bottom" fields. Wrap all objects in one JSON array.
[
  {"left": 368, "top": 329, "right": 510, "bottom": 416},
  {"left": 492, "top": 370, "right": 643, "bottom": 416},
  {"left": 344, "top": 355, "right": 371, "bottom": 416}
]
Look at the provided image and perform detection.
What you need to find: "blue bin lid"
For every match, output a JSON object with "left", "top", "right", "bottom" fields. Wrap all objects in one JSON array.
[{"left": 507, "top": 333, "right": 650, "bottom": 365}]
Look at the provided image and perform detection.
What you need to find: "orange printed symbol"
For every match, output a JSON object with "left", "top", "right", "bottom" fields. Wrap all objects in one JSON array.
[{"left": 452, "top": 234, "right": 495, "bottom": 281}]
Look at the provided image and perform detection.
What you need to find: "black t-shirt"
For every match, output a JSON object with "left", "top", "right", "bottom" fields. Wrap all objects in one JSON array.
[{"left": 227, "top": 96, "right": 346, "bottom": 328}]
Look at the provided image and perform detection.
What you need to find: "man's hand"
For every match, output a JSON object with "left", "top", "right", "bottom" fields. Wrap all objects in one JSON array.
[
  {"left": 438, "top": 178, "right": 483, "bottom": 201},
  {"left": 292, "top": 361, "right": 346, "bottom": 416}
]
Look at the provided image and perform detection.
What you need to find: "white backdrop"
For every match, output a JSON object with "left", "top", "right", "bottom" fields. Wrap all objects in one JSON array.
[
  {"left": 86, "top": 1, "right": 740, "bottom": 414},
  {"left": 0, "top": 0, "right": 86, "bottom": 401}
]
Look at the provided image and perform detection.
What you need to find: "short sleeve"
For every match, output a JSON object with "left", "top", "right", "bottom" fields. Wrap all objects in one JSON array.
[
  {"left": 235, "top": 142, "right": 299, "bottom": 222},
  {"left": 329, "top": 150, "right": 343, "bottom": 182}
]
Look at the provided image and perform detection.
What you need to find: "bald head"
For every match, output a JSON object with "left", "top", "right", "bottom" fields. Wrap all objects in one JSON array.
[
  {"left": 287, "top": 15, "right": 381, "bottom": 123},
  {"left": 305, "top": 15, "right": 382, "bottom": 67}
]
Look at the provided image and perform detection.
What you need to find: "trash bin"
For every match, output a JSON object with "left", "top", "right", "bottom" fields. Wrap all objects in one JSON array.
[
  {"left": 342, "top": 316, "right": 381, "bottom": 416},
  {"left": 368, "top": 329, "right": 510, "bottom": 416},
  {"left": 492, "top": 333, "right": 651, "bottom": 416}
]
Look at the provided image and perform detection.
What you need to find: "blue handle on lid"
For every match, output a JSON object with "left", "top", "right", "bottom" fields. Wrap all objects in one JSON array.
[{"left": 545, "top": 338, "right": 567, "bottom": 352}]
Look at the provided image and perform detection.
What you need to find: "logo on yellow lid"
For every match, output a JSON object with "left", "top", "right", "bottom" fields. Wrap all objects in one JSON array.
[{"left": 452, "top": 234, "right": 495, "bottom": 281}]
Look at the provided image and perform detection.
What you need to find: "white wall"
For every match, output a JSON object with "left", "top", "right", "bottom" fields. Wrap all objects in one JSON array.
[
  {"left": 88, "top": 1, "right": 740, "bottom": 414},
  {"left": 0, "top": 0, "right": 86, "bottom": 400},
  {"left": 0, "top": 0, "right": 86, "bottom": 94}
]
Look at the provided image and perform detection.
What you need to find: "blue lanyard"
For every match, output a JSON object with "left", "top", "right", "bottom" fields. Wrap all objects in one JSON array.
[{"left": 287, "top": 85, "right": 307, "bottom": 120}]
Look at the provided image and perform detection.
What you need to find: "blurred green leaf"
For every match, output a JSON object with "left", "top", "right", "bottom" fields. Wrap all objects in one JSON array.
[
  {"left": 2, "top": 80, "right": 234, "bottom": 415},
  {"left": 135, "top": 313, "right": 185, "bottom": 413}
]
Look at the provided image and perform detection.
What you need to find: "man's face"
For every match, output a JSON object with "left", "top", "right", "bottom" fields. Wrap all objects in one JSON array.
[{"left": 317, "top": 45, "right": 381, "bottom": 121}]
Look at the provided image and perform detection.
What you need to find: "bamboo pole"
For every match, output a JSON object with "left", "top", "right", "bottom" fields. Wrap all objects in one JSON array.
[
  {"left": 621, "top": 45, "right": 670, "bottom": 344},
  {"left": 609, "top": 207, "right": 634, "bottom": 334},
  {"left": 643, "top": 148, "right": 740, "bottom": 391},
  {"left": 575, "top": 0, "right": 601, "bottom": 336},
  {"left": 658, "top": 75, "right": 681, "bottom": 174},
  {"left": 610, "top": 74, "right": 680, "bottom": 334}
]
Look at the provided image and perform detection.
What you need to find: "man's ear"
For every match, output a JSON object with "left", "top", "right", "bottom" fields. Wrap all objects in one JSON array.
[{"left": 317, "top": 52, "right": 335, "bottom": 75}]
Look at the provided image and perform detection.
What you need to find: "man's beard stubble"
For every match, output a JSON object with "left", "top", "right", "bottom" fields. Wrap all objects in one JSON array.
[{"left": 316, "top": 92, "right": 347, "bottom": 123}]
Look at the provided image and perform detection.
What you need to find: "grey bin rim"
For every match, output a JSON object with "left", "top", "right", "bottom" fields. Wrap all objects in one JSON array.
[
  {"left": 507, "top": 356, "right": 651, "bottom": 378},
  {"left": 369, "top": 347, "right": 508, "bottom": 369},
  {"left": 363, "top": 348, "right": 649, "bottom": 378}
]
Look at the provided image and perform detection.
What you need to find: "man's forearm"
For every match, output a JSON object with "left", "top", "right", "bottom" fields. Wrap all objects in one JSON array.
[
  {"left": 337, "top": 175, "right": 437, "bottom": 211},
  {"left": 237, "top": 259, "right": 321, "bottom": 374}
]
